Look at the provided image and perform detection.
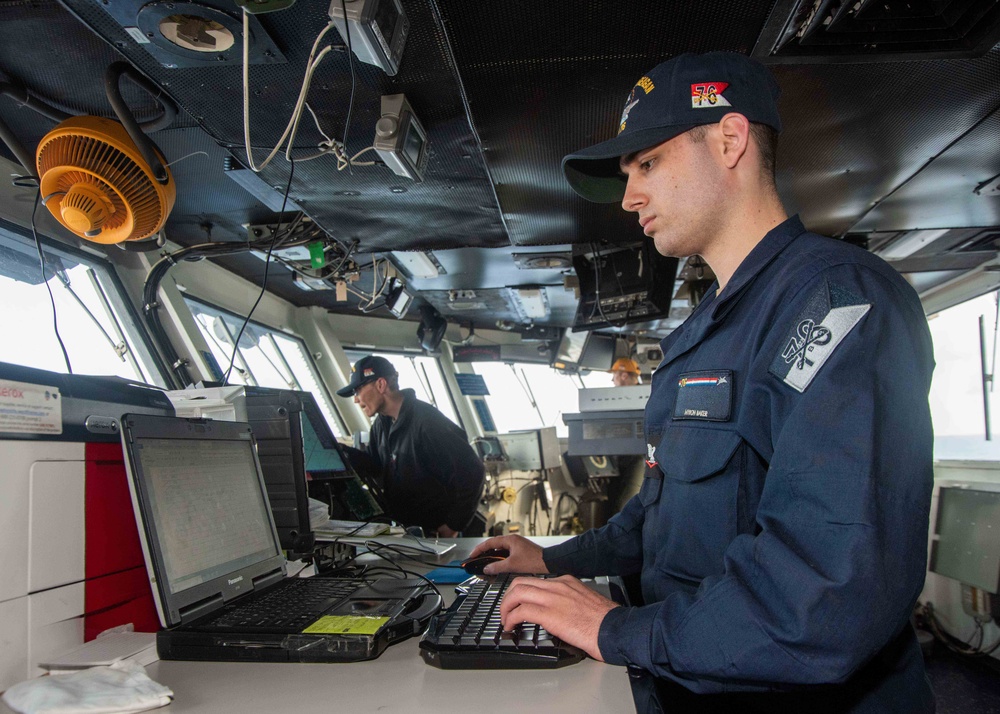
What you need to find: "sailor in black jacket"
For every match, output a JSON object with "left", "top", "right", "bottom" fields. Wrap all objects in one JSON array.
[{"left": 337, "top": 355, "right": 484, "bottom": 536}]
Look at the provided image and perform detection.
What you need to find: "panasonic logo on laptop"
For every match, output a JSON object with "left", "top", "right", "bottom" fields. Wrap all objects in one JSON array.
[{"left": 228, "top": 576, "right": 244, "bottom": 586}]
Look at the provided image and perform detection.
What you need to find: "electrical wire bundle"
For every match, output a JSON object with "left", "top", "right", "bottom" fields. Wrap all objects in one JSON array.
[{"left": 917, "top": 601, "right": 1000, "bottom": 657}]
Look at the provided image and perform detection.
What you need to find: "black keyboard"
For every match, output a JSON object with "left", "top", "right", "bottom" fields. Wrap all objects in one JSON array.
[
  {"left": 205, "top": 577, "right": 365, "bottom": 630},
  {"left": 419, "top": 574, "right": 584, "bottom": 669}
]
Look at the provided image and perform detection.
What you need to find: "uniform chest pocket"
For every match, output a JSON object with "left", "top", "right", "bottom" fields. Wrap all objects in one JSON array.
[{"left": 651, "top": 427, "right": 744, "bottom": 582}]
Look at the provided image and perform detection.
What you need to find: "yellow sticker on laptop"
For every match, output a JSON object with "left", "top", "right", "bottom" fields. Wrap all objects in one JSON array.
[{"left": 302, "top": 615, "right": 389, "bottom": 635}]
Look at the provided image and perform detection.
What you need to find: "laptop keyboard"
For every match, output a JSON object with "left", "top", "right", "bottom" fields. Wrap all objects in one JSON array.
[
  {"left": 419, "top": 574, "right": 584, "bottom": 669},
  {"left": 207, "top": 577, "right": 365, "bottom": 630}
]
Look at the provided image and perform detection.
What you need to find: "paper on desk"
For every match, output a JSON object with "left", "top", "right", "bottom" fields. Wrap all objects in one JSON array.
[
  {"left": 38, "top": 633, "right": 158, "bottom": 672},
  {"left": 2, "top": 660, "right": 172, "bottom": 714},
  {"left": 337, "top": 535, "right": 456, "bottom": 556}
]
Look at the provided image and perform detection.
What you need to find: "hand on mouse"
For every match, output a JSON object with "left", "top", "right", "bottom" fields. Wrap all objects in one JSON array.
[
  {"left": 499, "top": 575, "right": 619, "bottom": 662},
  {"left": 468, "top": 535, "right": 546, "bottom": 575}
]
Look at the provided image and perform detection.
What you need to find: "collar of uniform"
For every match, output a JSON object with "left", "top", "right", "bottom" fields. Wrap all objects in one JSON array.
[
  {"left": 710, "top": 215, "right": 807, "bottom": 321},
  {"left": 388, "top": 388, "right": 417, "bottom": 433}
]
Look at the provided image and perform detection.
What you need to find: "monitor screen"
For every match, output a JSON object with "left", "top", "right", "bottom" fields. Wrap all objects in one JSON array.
[
  {"left": 580, "top": 333, "right": 616, "bottom": 371},
  {"left": 930, "top": 485, "right": 1000, "bottom": 594},
  {"left": 553, "top": 329, "right": 588, "bottom": 369},
  {"left": 135, "top": 436, "right": 279, "bottom": 595},
  {"left": 402, "top": 116, "right": 425, "bottom": 168}
]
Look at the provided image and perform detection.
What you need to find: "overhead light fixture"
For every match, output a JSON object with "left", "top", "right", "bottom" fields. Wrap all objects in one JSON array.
[
  {"left": 328, "top": 0, "right": 409, "bottom": 76},
  {"left": 878, "top": 229, "right": 951, "bottom": 260},
  {"left": 512, "top": 253, "right": 572, "bottom": 270},
  {"left": 391, "top": 250, "right": 444, "bottom": 279},
  {"left": 507, "top": 287, "right": 550, "bottom": 321}
]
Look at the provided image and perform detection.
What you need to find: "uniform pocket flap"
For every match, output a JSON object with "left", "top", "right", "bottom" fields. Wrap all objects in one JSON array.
[{"left": 660, "top": 427, "right": 741, "bottom": 482}]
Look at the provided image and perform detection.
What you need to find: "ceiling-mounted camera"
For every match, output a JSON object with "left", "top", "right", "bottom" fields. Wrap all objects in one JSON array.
[
  {"left": 328, "top": 0, "right": 409, "bottom": 76},
  {"left": 374, "top": 94, "right": 429, "bottom": 182}
]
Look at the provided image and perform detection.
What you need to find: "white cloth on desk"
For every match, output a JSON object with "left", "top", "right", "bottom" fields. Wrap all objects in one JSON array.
[{"left": 2, "top": 660, "right": 173, "bottom": 714}]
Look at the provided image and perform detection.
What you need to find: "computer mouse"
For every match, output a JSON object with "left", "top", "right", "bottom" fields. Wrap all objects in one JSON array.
[{"left": 460, "top": 548, "right": 510, "bottom": 576}]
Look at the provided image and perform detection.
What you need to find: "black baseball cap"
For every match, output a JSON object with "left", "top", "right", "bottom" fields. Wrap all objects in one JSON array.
[
  {"left": 336, "top": 355, "right": 397, "bottom": 397},
  {"left": 562, "top": 51, "right": 782, "bottom": 203}
]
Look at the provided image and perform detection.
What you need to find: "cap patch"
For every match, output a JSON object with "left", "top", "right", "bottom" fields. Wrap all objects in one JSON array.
[
  {"left": 691, "top": 82, "right": 731, "bottom": 108},
  {"left": 769, "top": 281, "right": 870, "bottom": 393},
  {"left": 618, "top": 76, "right": 656, "bottom": 135},
  {"left": 363, "top": 368, "right": 375, "bottom": 377}
]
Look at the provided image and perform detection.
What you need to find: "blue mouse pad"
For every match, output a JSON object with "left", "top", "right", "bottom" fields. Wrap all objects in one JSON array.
[{"left": 424, "top": 561, "right": 468, "bottom": 583}]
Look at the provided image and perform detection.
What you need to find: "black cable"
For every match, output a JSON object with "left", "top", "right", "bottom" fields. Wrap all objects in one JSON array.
[
  {"left": 30, "top": 190, "right": 72, "bottom": 373},
  {"left": 223, "top": 158, "right": 295, "bottom": 384},
  {"left": 340, "top": 0, "right": 357, "bottom": 175}
]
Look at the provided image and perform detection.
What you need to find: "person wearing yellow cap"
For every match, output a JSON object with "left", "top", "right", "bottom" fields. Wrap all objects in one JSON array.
[{"left": 609, "top": 357, "right": 641, "bottom": 387}]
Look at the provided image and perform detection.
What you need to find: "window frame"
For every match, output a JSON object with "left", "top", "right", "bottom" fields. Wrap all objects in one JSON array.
[
  {"left": 182, "top": 295, "right": 348, "bottom": 436},
  {"left": 0, "top": 218, "right": 170, "bottom": 386}
]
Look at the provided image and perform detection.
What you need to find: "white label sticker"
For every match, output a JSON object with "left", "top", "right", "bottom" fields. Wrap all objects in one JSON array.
[{"left": 0, "top": 379, "right": 63, "bottom": 435}]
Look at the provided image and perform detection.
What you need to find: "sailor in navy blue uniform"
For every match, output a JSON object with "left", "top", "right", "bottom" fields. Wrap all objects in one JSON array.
[{"left": 471, "top": 52, "right": 935, "bottom": 713}]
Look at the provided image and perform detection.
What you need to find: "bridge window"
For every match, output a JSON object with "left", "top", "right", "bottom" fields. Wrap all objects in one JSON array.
[
  {"left": 0, "top": 226, "right": 166, "bottom": 385},
  {"left": 929, "top": 291, "right": 1000, "bottom": 461},
  {"left": 184, "top": 298, "right": 345, "bottom": 437},
  {"left": 472, "top": 362, "right": 609, "bottom": 437}
]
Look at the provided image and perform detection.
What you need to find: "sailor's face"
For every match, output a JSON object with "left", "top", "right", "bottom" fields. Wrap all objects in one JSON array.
[
  {"left": 620, "top": 130, "right": 724, "bottom": 259},
  {"left": 613, "top": 369, "right": 638, "bottom": 387},
  {"left": 354, "top": 379, "right": 385, "bottom": 418}
]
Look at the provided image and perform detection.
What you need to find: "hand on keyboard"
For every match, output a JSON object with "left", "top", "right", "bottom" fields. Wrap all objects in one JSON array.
[
  {"left": 499, "top": 574, "right": 620, "bottom": 662},
  {"left": 468, "top": 535, "right": 546, "bottom": 575}
]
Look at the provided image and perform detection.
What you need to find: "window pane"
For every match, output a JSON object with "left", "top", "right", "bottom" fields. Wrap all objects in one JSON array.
[
  {"left": 184, "top": 298, "right": 344, "bottom": 436},
  {"left": 929, "top": 292, "right": 1000, "bottom": 461},
  {"left": 0, "top": 230, "right": 164, "bottom": 385},
  {"left": 344, "top": 351, "right": 460, "bottom": 427},
  {"left": 472, "top": 362, "right": 592, "bottom": 437}
]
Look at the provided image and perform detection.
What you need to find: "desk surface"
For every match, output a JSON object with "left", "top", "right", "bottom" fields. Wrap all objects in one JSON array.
[{"left": 3, "top": 538, "right": 636, "bottom": 714}]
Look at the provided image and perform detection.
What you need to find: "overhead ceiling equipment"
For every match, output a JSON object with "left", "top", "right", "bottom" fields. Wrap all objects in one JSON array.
[
  {"left": 0, "top": 62, "right": 178, "bottom": 248},
  {"left": 754, "top": 0, "right": 1000, "bottom": 62},
  {"left": 95, "top": 0, "right": 286, "bottom": 69},
  {"left": 329, "top": 0, "right": 410, "bottom": 76},
  {"left": 34, "top": 63, "right": 177, "bottom": 247},
  {"left": 37, "top": 116, "right": 175, "bottom": 245},
  {"left": 373, "top": 94, "right": 429, "bottom": 182}
]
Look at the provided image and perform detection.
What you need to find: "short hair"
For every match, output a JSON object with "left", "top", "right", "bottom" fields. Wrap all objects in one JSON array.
[
  {"left": 687, "top": 121, "right": 778, "bottom": 183},
  {"left": 384, "top": 373, "right": 400, "bottom": 392}
]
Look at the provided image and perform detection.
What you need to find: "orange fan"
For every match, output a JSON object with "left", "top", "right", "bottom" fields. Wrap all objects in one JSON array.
[{"left": 36, "top": 116, "right": 175, "bottom": 244}]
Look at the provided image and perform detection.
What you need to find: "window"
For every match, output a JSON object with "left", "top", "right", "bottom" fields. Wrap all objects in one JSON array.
[
  {"left": 929, "top": 291, "right": 1000, "bottom": 461},
  {"left": 344, "top": 350, "right": 460, "bottom": 426},
  {"left": 0, "top": 226, "right": 165, "bottom": 385},
  {"left": 184, "top": 298, "right": 345, "bottom": 437},
  {"left": 472, "top": 362, "right": 609, "bottom": 437}
]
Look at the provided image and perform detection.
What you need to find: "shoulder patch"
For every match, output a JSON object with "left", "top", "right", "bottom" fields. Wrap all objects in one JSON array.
[{"left": 769, "top": 281, "right": 870, "bottom": 393}]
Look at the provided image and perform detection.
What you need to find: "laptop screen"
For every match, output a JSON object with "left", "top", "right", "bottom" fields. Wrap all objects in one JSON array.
[{"left": 135, "top": 436, "right": 281, "bottom": 595}]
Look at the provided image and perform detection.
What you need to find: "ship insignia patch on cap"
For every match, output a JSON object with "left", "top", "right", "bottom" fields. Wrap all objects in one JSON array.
[
  {"left": 691, "top": 82, "right": 731, "bottom": 108},
  {"left": 619, "top": 76, "right": 656, "bottom": 134}
]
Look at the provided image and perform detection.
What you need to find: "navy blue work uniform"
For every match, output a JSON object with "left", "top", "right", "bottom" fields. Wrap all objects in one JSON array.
[
  {"left": 545, "top": 217, "right": 935, "bottom": 712},
  {"left": 368, "top": 389, "right": 485, "bottom": 534}
]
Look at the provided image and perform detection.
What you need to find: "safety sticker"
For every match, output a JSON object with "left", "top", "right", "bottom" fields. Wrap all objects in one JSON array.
[
  {"left": 691, "top": 82, "right": 731, "bottom": 108},
  {"left": 0, "top": 379, "right": 62, "bottom": 435},
  {"left": 673, "top": 370, "right": 733, "bottom": 421},
  {"left": 302, "top": 615, "right": 389, "bottom": 635},
  {"left": 769, "top": 281, "right": 870, "bottom": 393}
]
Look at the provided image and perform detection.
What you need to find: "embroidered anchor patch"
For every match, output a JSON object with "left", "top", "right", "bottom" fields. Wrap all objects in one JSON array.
[{"left": 770, "top": 281, "right": 870, "bottom": 393}]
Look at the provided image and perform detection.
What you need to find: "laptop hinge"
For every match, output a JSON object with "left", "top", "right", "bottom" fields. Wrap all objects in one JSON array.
[
  {"left": 178, "top": 593, "right": 225, "bottom": 625},
  {"left": 252, "top": 567, "right": 286, "bottom": 590}
]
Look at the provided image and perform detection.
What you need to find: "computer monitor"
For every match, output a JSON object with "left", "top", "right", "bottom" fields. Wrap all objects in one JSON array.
[
  {"left": 580, "top": 333, "right": 616, "bottom": 371},
  {"left": 929, "top": 484, "right": 1000, "bottom": 594},
  {"left": 552, "top": 328, "right": 589, "bottom": 371},
  {"left": 298, "top": 393, "right": 385, "bottom": 521}
]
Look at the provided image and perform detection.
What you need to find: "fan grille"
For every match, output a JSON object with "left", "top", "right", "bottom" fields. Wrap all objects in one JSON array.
[{"left": 36, "top": 116, "right": 174, "bottom": 244}]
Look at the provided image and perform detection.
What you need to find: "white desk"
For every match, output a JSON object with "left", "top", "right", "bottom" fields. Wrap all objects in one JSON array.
[{"left": 2, "top": 538, "right": 637, "bottom": 713}]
